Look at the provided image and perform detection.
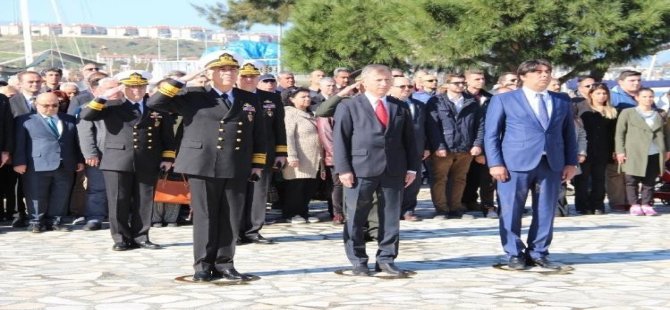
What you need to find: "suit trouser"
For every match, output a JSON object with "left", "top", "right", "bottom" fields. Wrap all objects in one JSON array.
[
  {"left": 102, "top": 170, "right": 156, "bottom": 244},
  {"left": 23, "top": 165, "right": 74, "bottom": 225},
  {"left": 430, "top": 152, "right": 473, "bottom": 213},
  {"left": 343, "top": 173, "right": 403, "bottom": 266},
  {"left": 69, "top": 170, "right": 86, "bottom": 217},
  {"left": 574, "top": 161, "right": 608, "bottom": 213},
  {"left": 624, "top": 154, "right": 660, "bottom": 206},
  {"left": 326, "top": 166, "right": 344, "bottom": 217},
  {"left": 462, "top": 160, "right": 496, "bottom": 209},
  {"left": 189, "top": 176, "right": 246, "bottom": 273},
  {"left": 498, "top": 157, "right": 561, "bottom": 259},
  {"left": 606, "top": 163, "right": 628, "bottom": 207},
  {"left": 85, "top": 166, "right": 108, "bottom": 221},
  {"left": 282, "top": 178, "right": 318, "bottom": 219},
  {"left": 0, "top": 166, "right": 26, "bottom": 219},
  {"left": 241, "top": 166, "right": 272, "bottom": 239}
]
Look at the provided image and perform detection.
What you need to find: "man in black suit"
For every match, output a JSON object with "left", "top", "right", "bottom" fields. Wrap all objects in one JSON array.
[
  {"left": 7, "top": 71, "right": 43, "bottom": 227},
  {"left": 0, "top": 93, "right": 14, "bottom": 222},
  {"left": 147, "top": 51, "right": 266, "bottom": 282},
  {"left": 80, "top": 70, "right": 176, "bottom": 251},
  {"left": 334, "top": 64, "right": 418, "bottom": 276},
  {"left": 236, "top": 60, "right": 287, "bottom": 245},
  {"left": 13, "top": 93, "right": 84, "bottom": 232},
  {"left": 388, "top": 76, "right": 429, "bottom": 221}
]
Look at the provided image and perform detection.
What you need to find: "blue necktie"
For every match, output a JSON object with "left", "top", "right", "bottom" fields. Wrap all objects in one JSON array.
[
  {"left": 46, "top": 117, "right": 59, "bottom": 137},
  {"left": 536, "top": 93, "right": 549, "bottom": 129}
]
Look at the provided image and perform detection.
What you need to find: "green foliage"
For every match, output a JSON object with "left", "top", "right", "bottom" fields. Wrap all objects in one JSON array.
[
  {"left": 406, "top": 0, "right": 670, "bottom": 80},
  {"left": 281, "top": 0, "right": 415, "bottom": 73},
  {"left": 193, "top": 0, "right": 294, "bottom": 31}
]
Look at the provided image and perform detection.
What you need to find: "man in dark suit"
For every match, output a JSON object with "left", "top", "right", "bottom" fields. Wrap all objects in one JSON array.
[
  {"left": 147, "top": 51, "right": 266, "bottom": 282},
  {"left": 334, "top": 64, "right": 418, "bottom": 276},
  {"left": 388, "top": 76, "right": 429, "bottom": 221},
  {"left": 13, "top": 92, "right": 84, "bottom": 232},
  {"left": 80, "top": 70, "right": 176, "bottom": 251},
  {"left": 484, "top": 59, "right": 578, "bottom": 270},
  {"left": 7, "top": 71, "right": 44, "bottom": 227},
  {"left": 236, "top": 60, "right": 287, "bottom": 245},
  {"left": 0, "top": 93, "right": 14, "bottom": 222}
]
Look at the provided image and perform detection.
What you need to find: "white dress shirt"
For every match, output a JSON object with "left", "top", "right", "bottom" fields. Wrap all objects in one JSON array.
[{"left": 522, "top": 86, "right": 553, "bottom": 119}]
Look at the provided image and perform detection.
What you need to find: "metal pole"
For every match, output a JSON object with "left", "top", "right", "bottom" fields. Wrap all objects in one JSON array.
[{"left": 20, "top": 0, "right": 34, "bottom": 66}]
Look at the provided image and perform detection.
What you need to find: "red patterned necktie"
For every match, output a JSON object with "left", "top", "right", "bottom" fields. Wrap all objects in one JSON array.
[{"left": 375, "top": 99, "right": 388, "bottom": 129}]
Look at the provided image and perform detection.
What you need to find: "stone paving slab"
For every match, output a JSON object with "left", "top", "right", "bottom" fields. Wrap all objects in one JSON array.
[{"left": 1, "top": 189, "right": 670, "bottom": 309}]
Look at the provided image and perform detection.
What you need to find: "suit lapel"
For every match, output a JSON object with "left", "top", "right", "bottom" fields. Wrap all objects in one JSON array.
[
  {"left": 514, "top": 90, "right": 545, "bottom": 130},
  {"left": 224, "top": 88, "right": 245, "bottom": 120},
  {"left": 358, "top": 95, "right": 385, "bottom": 133},
  {"left": 386, "top": 99, "right": 397, "bottom": 134}
]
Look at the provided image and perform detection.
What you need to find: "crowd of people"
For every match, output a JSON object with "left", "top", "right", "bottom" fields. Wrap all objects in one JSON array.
[{"left": 1, "top": 51, "right": 669, "bottom": 279}]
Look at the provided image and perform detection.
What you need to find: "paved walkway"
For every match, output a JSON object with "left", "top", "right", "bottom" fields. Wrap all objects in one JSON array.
[{"left": 1, "top": 189, "right": 670, "bottom": 309}]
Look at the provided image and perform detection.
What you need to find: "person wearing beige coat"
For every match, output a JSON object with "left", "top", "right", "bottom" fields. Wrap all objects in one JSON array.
[
  {"left": 615, "top": 88, "right": 670, "bottom": 216},
  {"left": 281, "top": 87, "right": 324, "bottom": 223}
]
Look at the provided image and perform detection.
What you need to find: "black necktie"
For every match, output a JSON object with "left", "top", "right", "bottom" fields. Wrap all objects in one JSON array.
[{"left": 222, "top": 93, "right": 232, "bottom": 109}]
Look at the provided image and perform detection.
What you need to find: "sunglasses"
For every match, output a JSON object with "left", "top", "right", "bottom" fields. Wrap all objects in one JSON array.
[
  {"left": 449, "top": 82, "right": 466, "bottom": 85},
  {"left": 261, "top": 79, "right": 276, "bottom": 83},
  {"left": 394, "top": 85, "right": 412, "bottom": 89}
]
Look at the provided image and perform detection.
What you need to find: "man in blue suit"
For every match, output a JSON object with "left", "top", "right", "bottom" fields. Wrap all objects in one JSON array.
[
  {"left": 484, "top": 59, "right": 578, "bottom": 270},
  {"left": 334, "top": 64, "right": 418, "bottom": 276},
  {"left": 13, "top": 92, "right": 85, "bottom": 232}
]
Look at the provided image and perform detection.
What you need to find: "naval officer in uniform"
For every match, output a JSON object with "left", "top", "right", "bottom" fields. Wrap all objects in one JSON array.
[
  {"left": 147, "top": 51, "right": 267, "bottom": 282},
  {"left": 236, "top": 60, "right": 287, "bottom": 245},
  {"left": 80, "top": 70, "right": 176, "bottom": 251}
]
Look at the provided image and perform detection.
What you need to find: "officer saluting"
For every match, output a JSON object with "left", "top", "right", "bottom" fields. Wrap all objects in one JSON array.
[
  {"left": 147, "top": 51, "right": 266, "bottom": 282},
  {"left": 80, "top": 70, "right": 176, "bottom": 251},
  {"left": 236, "top": 60, "right": 287, "bottom": 245}
]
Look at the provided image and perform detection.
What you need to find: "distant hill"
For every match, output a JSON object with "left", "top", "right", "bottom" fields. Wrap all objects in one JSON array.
[{"left": 0, "top": 35, "right": 209, "bottom": 69}]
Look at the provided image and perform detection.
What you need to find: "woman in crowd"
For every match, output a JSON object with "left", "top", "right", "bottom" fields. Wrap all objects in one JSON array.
[
  {"left": 574, "top": 84, "right": 617, "bottom": 215},
  {"left": 615, "top": 87, "right": 670, "bottom": 216},
  {"left": 282, "top": 87, "right": 325, "bottom": 223}
]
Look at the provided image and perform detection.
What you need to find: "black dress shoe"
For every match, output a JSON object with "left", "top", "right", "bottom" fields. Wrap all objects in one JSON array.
[
  {"left": 218, "top": 268, "right": 253, "bottom": 281},
  {"left": 112, "top": 242, "right": 131, "bottom": 251},
  {"left": 375, "top": 262, "right": 407, "bottom": 276},
  {"left": 27, "top": 223, "right": 42, "bottom": 233},
  {"left": 136, "top": 240, "right": 162, "bottom": 249},
  {"left": 508, "top": 256, "right": 526, "bottom": 270},
  {"left": 351, "top": 265, "right": 369, "bottom": 276},
  {"left": 12, "top": 217, "right": 28, "bottom": 228},
  {"left": 193, "top": 271, "right": 212, "bottom": 282},
  {"left": 249, "top": 235, "right": 275, "bottom": 244},
  {"left": 527, "top": 256, "right": 560, "bottom": 269}
]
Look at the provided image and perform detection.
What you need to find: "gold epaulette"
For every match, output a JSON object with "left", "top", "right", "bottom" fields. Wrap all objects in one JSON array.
[
  {"left": 252, "top": 153, "right": 267, "bottom": 165},
  {"left": 159, "top": 83, "right": 181, "bottom": 97},
  {"left": 87, "top": 100, "right": 105, "bottom": 111},
  {"left": 162, "top": 150, "right": 176, "bottom": 158}
]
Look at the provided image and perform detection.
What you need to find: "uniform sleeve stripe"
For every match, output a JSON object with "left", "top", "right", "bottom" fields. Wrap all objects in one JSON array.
[
  {"left": 159, "top": 83, "right": 181, "bottom": 97},
  {"left": 252, "top": 153, "right": 266, "bottom": 165},
  {"left": 275, "top": 145, "right": 288, "bottom": 153},
  {"left": 162, "top": 151, "right": 176, "bottom": 158},
  {"left": 87, "top": 101, "right": 105, "bottom": 111}
]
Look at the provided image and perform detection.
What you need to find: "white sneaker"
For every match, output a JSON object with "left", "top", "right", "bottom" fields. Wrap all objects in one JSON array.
[
  {"left": 307, "top": 216, "right": 320, "bottom": 223},
  {"left": 291, "top": 216, "right": 307, "bottom": 224},
  {"left": 71, "top": 216, "right": 86, "bottom": 225}
]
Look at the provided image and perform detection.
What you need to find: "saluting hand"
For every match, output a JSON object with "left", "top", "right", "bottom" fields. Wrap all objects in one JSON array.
[{"left": 179, "top": 68, "right": 208, "bottom": 83}]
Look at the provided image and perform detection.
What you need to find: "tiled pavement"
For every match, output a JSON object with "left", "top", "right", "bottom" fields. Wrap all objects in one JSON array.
[{"left": 1, "top": 188, "right": 670, "bottom": 309}]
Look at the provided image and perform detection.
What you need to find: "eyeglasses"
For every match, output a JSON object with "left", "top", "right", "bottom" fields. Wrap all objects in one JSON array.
[
  {"left": 394, "top": 85, "right": 412, "bottom": 89},
  {"left": 261, "top": 79, "right": 276, "bottom": 83},
  {"left": 449, "top": 82, "right": 466, "bottom": 85},
  {"left": 424, "top": 79, "right": 437, "bottom": 82},
  {"left": 38, "top": 104, "right": 59, "bottom": 108}
]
